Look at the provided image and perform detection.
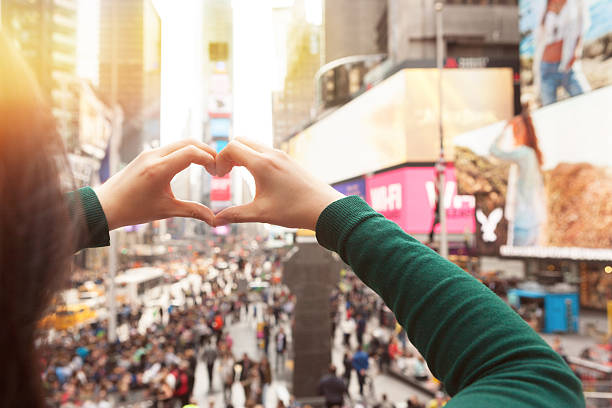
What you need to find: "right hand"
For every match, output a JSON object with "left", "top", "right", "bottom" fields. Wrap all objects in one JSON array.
[{"left": 213, "top": 138, "right": 344, "bottom": 230}]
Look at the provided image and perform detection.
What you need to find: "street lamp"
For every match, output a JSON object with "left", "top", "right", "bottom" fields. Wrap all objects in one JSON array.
[{"left": 435, "top": 1, "right": 448, "bottom": 259}]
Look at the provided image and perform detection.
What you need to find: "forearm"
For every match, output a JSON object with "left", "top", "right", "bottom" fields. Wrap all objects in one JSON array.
[
  {"left": 66, "top": 187, "right": 110, "bottom": 251},
  {"left": 316, "top": 196, "right": 583, "bottom": 407}
]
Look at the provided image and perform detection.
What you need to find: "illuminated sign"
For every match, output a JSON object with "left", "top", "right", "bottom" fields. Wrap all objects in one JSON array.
[
  {"left": 210, "top": 118, "right": 231, "bottom": 138},
  {"left": 333, "top": 178, "right": 366, "bottom": 200},
  {"left": 210, "top": 174, "right": 231, "bottom": 202},
  {"left": 286, "top": 68, "right": 513, "bottom": 184},
  {"left": 519, "top": 0, "right": 612, "bottom": 108},
  {"left": 455, "top": 85, "right": 612, "bottom": 257},
  {"left": 365, "top": 166, "right": 475, "bottom": 234}
]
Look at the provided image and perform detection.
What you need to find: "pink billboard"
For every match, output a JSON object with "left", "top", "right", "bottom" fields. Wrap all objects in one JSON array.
[{"left": 365, "top": 166, "right": 475, "bottom": 234}]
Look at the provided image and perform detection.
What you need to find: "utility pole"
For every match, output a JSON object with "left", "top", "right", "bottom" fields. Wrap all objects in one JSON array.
[
  {"left": 435, "top": 1, "right": 448, "bottom": 259},
  {"left": 107, "top": 0, "right": 119, "bottom": 343}
]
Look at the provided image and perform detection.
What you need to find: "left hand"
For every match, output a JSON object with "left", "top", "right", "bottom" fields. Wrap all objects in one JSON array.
[{"left": 95, "top": 140, "right": 217, "bottom": 230}]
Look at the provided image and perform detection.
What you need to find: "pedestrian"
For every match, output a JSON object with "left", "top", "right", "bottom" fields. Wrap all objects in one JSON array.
[
  {"left": 356, "top": 314, "right": 366, "bottom": 346},
  {"left": 414, "top": 356, "right": 428, "bottom": 382},
  {"left": 388, "top": 338, "right": 399, "bottom": 364},
  {"left": 212, "top": 312, "right": 224, "bottom": 343},
  {"left": 275, "top": 328, "right": 287, "bottom": 373},
  {"left": 318, "top": 364, "right": 348, "bottom": 408},
  {"left": 427, "top": 392, "right": 448, "bottom": 408},
  {"left": 173, "top": 361, "right": 191, "bottom": 407},
  {"left": 220, "top": 353, "right": 235, "bottom": 404},
  {"left": 259, "top": 356, "right": 273, "bottom": 403},
  {"left": 407, "top": 395, "right": 425, "bottom": 408},
  {"left": 263, "top": 320, "right": 271, "bottom": 355},
  {"left": 330, "top": 309, "right": 338, "bottom": 340},
  {"left": 185, "top": 349, "right": 198, "bottom": 402},
  {"left": 341, "top": 318, "right": 356, "bottom": 348},
  {"left": 352, "top": 345, "right": 369, "bottom": 396},
  {"left": 225, "top": 332, "right": 234, "bottom": 352},
  {"left": 273, "top": 302, "right": 282, "bottom": 325},
  {"left": 203, "top": 340, "right": 218, "bottom": 391},
  {"left": 238, "top": 353, "right": 253, "bottom": 383},
  {"left": 377, "top": 393, "right": 395, "bottom": 408},
  {"left": 342, "top": 351, "right": 353, "bottom": 386}
]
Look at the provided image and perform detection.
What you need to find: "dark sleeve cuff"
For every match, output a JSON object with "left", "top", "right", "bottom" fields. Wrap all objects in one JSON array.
[
  {"left": 67, "top": 187, "right": 110, "bottom": 250},
  {"left": 315, "top": 195, "right": 379, "bottom": 259}
]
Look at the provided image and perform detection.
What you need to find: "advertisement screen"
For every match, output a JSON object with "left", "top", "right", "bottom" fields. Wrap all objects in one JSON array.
[
  {"left": 214, "top": 139, "right": 228, "bottom": 153},
  {"left": 333, "top": 178, "right": 366, "bottom": 200},
  {"left": 210, "top": 118, "right": 231, "bottom": 138},
  {"left": 286, "top": 68, "right": 513, "bottom": 184},
  {"left": 455, "top": 86, "right": 612, "bottom": 259},
  {"left": 210, "top": 174, "right": 231, "bottom": 202},
  {"left": 365, "top": 166, "right": 475, "bottom": 235},
  {"left": 208, "top": 94, "right": 232, "bottom": 117},
  {"left": 519, "top": 0, "right": 612, "bottom": 108}
]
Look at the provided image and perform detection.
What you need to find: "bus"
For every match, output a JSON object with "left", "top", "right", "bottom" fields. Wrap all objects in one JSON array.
[{"left": 115, "top": 267, "right": 165, "bottom": 305}]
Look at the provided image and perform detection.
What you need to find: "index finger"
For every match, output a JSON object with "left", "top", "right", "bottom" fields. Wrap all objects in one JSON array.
[
  {"left": 161, "top": 145, "right": 216, "bottom": 177},
  {"left": 156, "top": 139, "right": 217, "bottom": 158},
  {"left": 216, "top": 140, "right": 262, "bottom": 177},
  {"left": 234, "top": 137, "right": 274, "bottom": 154}
]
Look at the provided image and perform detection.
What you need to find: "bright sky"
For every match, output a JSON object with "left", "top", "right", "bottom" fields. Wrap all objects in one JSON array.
[
  {"left": 76, "top": 0, "right": 322, "bottom": 150},
  {"left": 76, "top": 0, "right": 100, "bottom": 85},
  {"left": 304, "top": 0, "right": 323, "bottom": 25},
  {"left": 232, "top": 0, "right": 274, "bottom": 147}
]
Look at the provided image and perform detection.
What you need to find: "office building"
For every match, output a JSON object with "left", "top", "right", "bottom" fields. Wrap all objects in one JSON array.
[
  {"left": 388, "top": 0, "right": 519, "bottom": 63},
  {"left": 324, "top": 0, "right": 387, "bottom": 63},
  {"left": 98, "top": 0, "right": 160, "bottom": 161},
  {"left": 271, "top": 0, "right": 322, "bottom": 146},
  {"left": 1, "top": 0, "right": 80, "bottom": 149}
]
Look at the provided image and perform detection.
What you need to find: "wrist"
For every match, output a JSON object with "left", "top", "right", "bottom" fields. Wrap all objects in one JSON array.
[
  {"left": 94, "top": 183, "right": 120, "bottom": 231},
  {"left": 308, "top": 188, "right": 344, "bottom": 230}
]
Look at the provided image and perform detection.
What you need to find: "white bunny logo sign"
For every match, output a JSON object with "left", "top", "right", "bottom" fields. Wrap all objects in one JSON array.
[{"left": 476, "top": 208, "right": 503, "bottom": 243}]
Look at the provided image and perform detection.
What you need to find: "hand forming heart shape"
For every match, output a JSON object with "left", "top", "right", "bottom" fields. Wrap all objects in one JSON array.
[{"left": 95, "top": 138, "right": 344, "bottom": 232}]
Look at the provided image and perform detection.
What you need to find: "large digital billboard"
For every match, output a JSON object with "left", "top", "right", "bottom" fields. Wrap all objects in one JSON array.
[
  {"left": 285, "top": 68, "right": 514, "bottom": 184},
  {"left": 519, "top": 0, "right": 612, "bottom": 108},
  {"left": 364, "top": 166, "right": 475, "bottom": 235},
  {"left": 333, "top": 178, "right": 366, "bottom": 200},
  {"left": 455, "top": 86, "right": 612, "bottom": 260}
]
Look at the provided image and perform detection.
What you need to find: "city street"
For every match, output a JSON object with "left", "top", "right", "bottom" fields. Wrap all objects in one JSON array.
[{"left": 189, "top": 304, "right": 432, "bottom": 408}]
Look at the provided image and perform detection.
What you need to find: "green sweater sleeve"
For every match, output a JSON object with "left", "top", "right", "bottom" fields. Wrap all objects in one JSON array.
[
  {"left": 316, "top": 196, "right": 584, "bottom": 408},
  {"left": 66, "top": 187, "right": 110, "bottom": 250}
]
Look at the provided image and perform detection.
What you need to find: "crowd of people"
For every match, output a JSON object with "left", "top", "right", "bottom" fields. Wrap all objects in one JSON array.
[
  {"left": 40, "top": 234, "right": 459, "bottom": 408},
  {"left": 320, "top": 271, "right": 450, "bottom": 408},
  {"left": 38, "top": 240, "right": 296, "bottom": 408}
]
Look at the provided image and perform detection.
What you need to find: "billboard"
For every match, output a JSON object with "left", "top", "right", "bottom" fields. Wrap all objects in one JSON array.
[
  {"left": 364, "top": 166, "right": 475, "bottom": 235},
  {"left": 333, "top": 178, "right": 366, "bottom": 200},
  {"left": 455, "top": 86, "right": 612, "bottom": 260},
  {"left": 214, "top": 139, "right": 228, "bottom": 153},
  {"left": 210, "top": 174, "right": 231, "bottom": 202},
  {"left": 208, "top": 94, "right": 232, "bottom": 117},
  {"left": 285, "top": 68, "right": 513, "bottom": 184},
  {"left": 519, "top": 0, "right": 612, "bottom": 108},
  {"left": 210, "top": 118, "right": 231, "bottom": 138}
]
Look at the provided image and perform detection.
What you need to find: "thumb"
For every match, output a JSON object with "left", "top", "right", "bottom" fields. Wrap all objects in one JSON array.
[
  {"left": 170, "top": 199, "right": 215, "bottom": 225},
  {"left": 214, "top": 202, "right": 261, "bottom": 226}
]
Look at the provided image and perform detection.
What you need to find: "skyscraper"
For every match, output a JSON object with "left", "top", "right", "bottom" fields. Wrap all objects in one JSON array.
[
  {"left": 324, "top": 0, "right": 387, "bottom": 63},
  {"left": 98, "top": 0, "right": 160, "bottom": 161},
  {"left": 271, "top": 0, "right": 322, "bottom": 146},
  {"left": 1, "top": 0, "right": 79, "bottom": 149}
]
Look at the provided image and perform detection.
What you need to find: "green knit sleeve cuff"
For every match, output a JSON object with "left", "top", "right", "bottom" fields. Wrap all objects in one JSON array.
[
  {"left": 315, "top": 195, "right": 379, "bottom": 258},
  {"left": 67, "top": 187, "right": 110, "bottom": 250}
]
